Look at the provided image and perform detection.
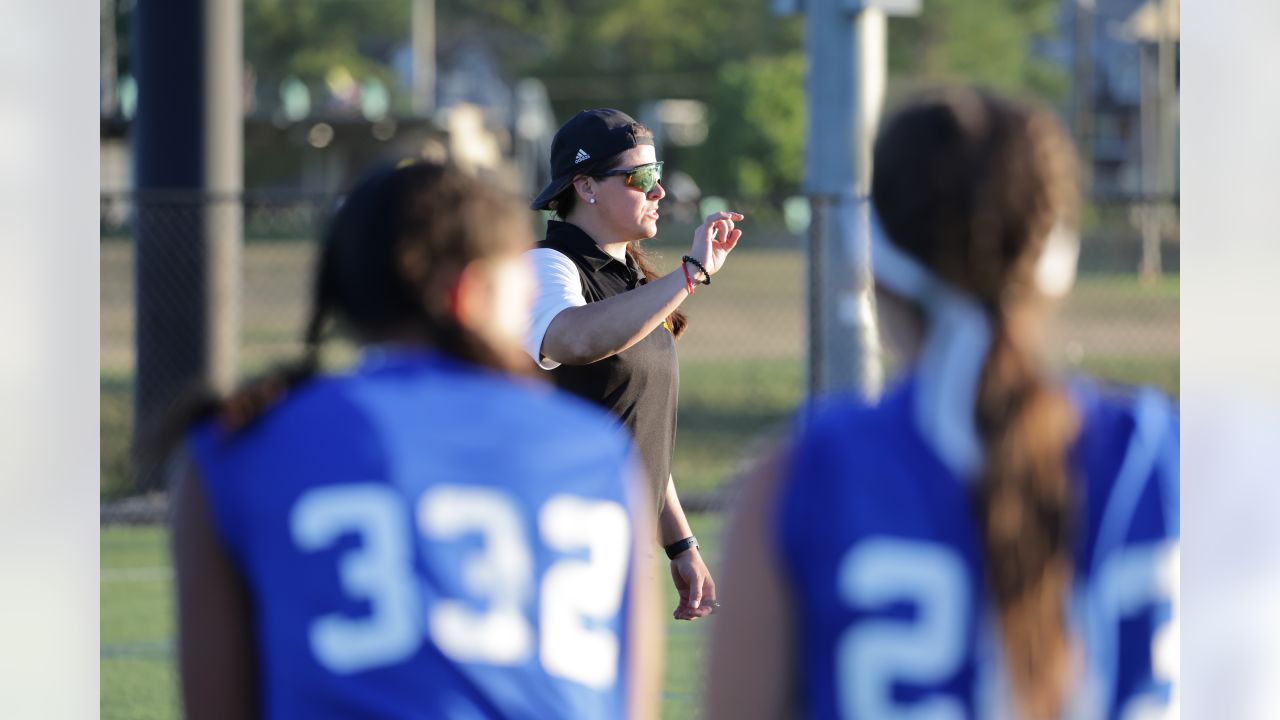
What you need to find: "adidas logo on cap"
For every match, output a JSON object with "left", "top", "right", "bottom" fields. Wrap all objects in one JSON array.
[{"left": 574, "top": 148, "right": 591, "bottom": 164}]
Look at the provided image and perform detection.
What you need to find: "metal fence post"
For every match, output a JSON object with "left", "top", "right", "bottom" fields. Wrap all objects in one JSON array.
[
  {"left": 796, "top": 0, "right": 919, "bottom": 399},
  {"left": 205, "top": 0, "right": 243, "bottom": 394},
  {"left": 412, "top": 0, "right": 436, "bottom": 117},
  {"left": 133, "top": 0, "right": 241, "bottom": 492}
]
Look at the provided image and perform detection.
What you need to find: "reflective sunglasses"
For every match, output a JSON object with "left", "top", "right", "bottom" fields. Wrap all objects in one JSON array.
[{"left": 594, "top": 161, "right": 664, "bottom": 193}]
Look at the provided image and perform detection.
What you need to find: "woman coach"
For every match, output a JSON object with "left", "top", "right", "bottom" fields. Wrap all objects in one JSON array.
[{"left": 524, "top": 108, "right": 742, "bottom": 621}]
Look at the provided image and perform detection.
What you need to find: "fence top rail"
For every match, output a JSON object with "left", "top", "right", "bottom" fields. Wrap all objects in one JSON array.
[{"left": 101, "top": 189, "right": 342, "bottom": 205}]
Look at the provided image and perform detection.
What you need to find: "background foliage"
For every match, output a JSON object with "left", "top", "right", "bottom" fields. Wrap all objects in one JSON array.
[{"left": 224, "top": 0, "right": 1065, "bottom": 195}]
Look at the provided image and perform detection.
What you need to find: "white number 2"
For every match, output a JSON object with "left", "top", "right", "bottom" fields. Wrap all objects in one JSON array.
[
  {"left": 289, "top": 483, "right": 630, "bottom": 686},
  {"left": 539, "top": 495, "right": 630, "bottom": 689},
  {"left": 837, "top": 538, "right": 969, "bottom": 720}
]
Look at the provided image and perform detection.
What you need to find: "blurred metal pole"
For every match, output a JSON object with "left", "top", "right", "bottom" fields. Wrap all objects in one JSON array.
[
  {"left": 133, "top": 0, "right": 241, "bottom": 492},
  {"left": 1074, "top": 0, "right": 1095, "bottom": 193},
  {"left": 1136, "top": 0, "right": 1177, "bottom": 282},
  {"left": 1157, "top": 0, "right": 1176, "bottom": 199},
  {"left": 807, "top": 197, "right": 827, "bottom": 394},
  {"left": 411, "top": 0, "right": 436, "bottom": 117},
  {"left": 101, "top": 0, "right": 117, "bottom": 117},
  {"left": 800, "top": 0, "right": 916, "bottom": 399},
  {"left": 204, "top": 0, "right": 242, "bottom": 391},
  {"left": 514, "top": 78, "right": 554, "bottom": 199},
  {"left": 134, "top": 0, "right": 206, "bottom": 493},
  {"left": 1154, "top": 0, "right": 1176, "bottom": 274},
  {"left": 1138, "top": 48, "right": 1161, "bottom": 281}
]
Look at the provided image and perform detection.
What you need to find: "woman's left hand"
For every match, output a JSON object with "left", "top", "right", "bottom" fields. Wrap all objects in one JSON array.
[{"left": 670, "top": 549, "right": 718, "bottom": 621}]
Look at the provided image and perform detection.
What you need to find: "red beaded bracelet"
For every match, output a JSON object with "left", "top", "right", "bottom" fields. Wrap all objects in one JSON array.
[{"left": 682, "top": 260, "right": 696, "bottom": 295}]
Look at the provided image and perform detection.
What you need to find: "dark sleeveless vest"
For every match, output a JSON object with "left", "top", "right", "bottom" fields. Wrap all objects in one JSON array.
[{"left": 538, "top": 220, "right": 679, "bottom": 513}]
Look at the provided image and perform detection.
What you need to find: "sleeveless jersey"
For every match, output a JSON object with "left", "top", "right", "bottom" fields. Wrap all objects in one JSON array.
[
  {"left": 189, "top": 350, "right": 641, "bottom": 720},
  {"left": 777, "top": 374, "right": 1179, "bottom": 719}
]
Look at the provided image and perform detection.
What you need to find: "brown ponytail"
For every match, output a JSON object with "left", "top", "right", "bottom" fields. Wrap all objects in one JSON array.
[
  {"left": 974, "top": 323, "right": 1080, "bottom": 718},
  {"left": 871, "top": 87, "right": 1082, "bottom": 717}
]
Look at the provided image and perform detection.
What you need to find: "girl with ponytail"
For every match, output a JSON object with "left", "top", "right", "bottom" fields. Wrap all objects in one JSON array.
[
  {"left": 707, "top": 88, "right": 1178, "bottom": 719},
  {"left": 171, "top": 161, "right": 661, "bottom": 720}
]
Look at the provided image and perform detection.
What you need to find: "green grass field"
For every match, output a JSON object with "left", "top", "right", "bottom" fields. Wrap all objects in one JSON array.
[
  {"left": 102, "top": 515, "right": 725, "bottom": 720},
  {"left": 102, "top": 526, "right": 177, "bottom": 720}
]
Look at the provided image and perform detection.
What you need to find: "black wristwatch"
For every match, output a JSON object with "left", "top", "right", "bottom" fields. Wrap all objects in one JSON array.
[{"left": 664, "top": 535, "right": 699, "bottom": 559}]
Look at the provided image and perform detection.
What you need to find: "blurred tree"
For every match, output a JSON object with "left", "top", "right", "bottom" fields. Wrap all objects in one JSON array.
[
  {"left": 432, "top": 0, "right": 805, "bottom": 194},
  {"left": 694, "top": 53, "right": 807, "bottom": 196},
  {"left": 887, "top": 0, "right": 1067, "bottom": 101},
  {"left": 434, "top": 0, "right": 1064, "bottom": 196},
  {"left": 243, "top": 0, "right": 409, "bottom": 111},
  {"left": 436, "top": 0, "right": 804, "bottom": 110},
  {"left": 105, "top": 0, "right": 1068, "bottom": 194}
]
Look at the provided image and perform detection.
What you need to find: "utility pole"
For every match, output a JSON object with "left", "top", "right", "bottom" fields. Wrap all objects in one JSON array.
[
  {"left": 204, "top": 0, "right": 243, "bottom": 391},
  {"left": 133, "top": 0, "right": 242, "bottom": 491},
  {"left": 411, "top": 0, "right": 436, "bottom": 117},
  {"left": 1136, "top": 0, "right": 1177, "bottom": 281},
  {"left": 1154, "top": 0, "right": 1177, "bottom": 275},
  {"left": 1074, "top": 0, "right": 1095, "bottom": 194},
  {"left": 101, "top": 0, "right": 117, "bottom": 118},
  {"left": 776, "top": 0, "right": 920, "bottom": 399}
]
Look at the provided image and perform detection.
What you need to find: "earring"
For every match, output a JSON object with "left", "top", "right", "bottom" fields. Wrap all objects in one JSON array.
[{"left": 588, "top": 198, "right": 597, "bottom": 204}]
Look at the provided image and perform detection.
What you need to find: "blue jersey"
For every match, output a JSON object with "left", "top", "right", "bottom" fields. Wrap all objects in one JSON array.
[
  {"left": 189, "top": 350, "right": 641, "bottom": 720},
  {"left": 777, "top": 374, "right": 1178, "bottom": 720}
]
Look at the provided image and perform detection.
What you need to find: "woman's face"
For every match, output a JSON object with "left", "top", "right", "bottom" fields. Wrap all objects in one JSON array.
[{"left": 590, "top": 144, "right": 666, "bottom": 242}]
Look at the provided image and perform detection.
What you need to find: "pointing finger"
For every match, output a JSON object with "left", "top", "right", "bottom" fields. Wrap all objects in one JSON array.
[{"left": 705, "top": 211, "right": 745, "bottom": 223}]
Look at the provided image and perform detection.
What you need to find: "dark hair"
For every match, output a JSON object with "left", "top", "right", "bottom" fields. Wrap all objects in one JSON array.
[
  {"left": 871, "top": 88, "right": 1081, "bottom": 718},
  {"left": 546, "top": 130, "right": 689, "bottom": 339},
  {"left": 191, "top": 161, "right": 533, "bottom": 435}
]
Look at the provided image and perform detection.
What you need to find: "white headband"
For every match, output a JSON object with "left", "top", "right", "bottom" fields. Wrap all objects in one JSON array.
[
  {"left": 1035, "top": 221, "right": 1081, "bottom": 299},
  {"left": 867, "top": 211, "right": 988, "bottom": 479}
]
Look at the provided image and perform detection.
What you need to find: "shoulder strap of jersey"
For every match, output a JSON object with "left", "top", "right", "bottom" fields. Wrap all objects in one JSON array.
[{"left": 1091, "top": 388, "right": 1179, "bottom": 575}]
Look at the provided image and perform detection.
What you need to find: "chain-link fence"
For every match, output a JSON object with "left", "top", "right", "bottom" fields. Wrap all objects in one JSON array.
[
  {"left": 103, "top": 192, "right": 339, "bottom": 499},
  {"left": 101, "top": 192, "right": 1178, "bottom": 501}
]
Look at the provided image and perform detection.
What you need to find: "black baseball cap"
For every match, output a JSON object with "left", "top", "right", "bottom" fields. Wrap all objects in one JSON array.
[{"left": 530, "top": 108, "right": 653, "bottom": 211}]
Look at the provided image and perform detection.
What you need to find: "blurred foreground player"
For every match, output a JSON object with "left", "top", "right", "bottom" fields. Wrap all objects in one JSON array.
[
  {"left": 171, "top": 161, "right": 661, "bottom": 719},
  {"left": 707, "top": 88, "right": 1178, "bottom": 719}
]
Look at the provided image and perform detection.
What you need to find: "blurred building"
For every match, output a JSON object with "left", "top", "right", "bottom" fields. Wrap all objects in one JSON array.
[
  {"left": 100, "top": 22, "right": 557, "bottom": 200},
  {"left": 1050, "top": 0, "right": 1179, "bottom": 198}
]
